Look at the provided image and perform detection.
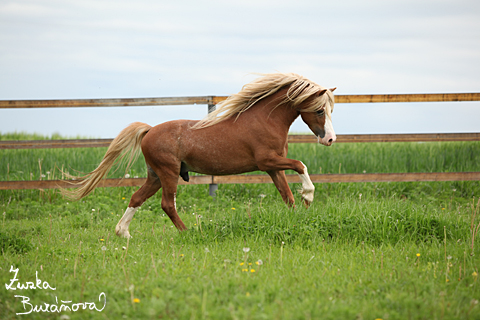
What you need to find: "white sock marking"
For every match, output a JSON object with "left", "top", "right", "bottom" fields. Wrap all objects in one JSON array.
[
  {"left": 115, "top": 206, "right": 139, "bottom": 238},
  {"left": 299, "top": 162, "right": 315, "bottom": 203}
]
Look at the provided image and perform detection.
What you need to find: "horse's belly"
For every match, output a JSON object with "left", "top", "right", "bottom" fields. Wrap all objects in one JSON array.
[
  {"left": 185, "top": 158, "right": 258, "bottom": 176},
  {"left": 182, "top": 143, "right": 258, "bottom": 175},
  {"left": 177, "top": 120, "right": 264, "bottom": 175}
]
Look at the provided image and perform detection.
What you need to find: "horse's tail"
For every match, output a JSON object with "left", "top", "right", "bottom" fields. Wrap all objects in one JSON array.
[{"left": 62, "top": 122, "right": 152, "bottom": 200}]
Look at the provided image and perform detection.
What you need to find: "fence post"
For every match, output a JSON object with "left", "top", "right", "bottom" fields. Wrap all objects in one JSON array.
[
  {"left": 209, "top": 183, "right": 218, "bottom": 197},
  {"left": 207, "top": 100, "right": 218, "bottom": 197},
  {"left": 208, "top": 103, "right": 216, "bottom": 114}
]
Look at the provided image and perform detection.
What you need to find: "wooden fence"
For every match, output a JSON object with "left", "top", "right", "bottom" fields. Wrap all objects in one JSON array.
[
  {"left": 2, "top": 133, "right": 480, "bottom": 150},
  {"left": 1, "top": 93, "right": 480, "bottom": 191}
]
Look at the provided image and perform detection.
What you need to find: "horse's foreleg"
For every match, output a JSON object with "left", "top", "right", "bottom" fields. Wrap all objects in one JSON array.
[
  {"left": 115, "top": 171, "right": 161, "bottom": 238},
  {"left": 297, "top": 161, "right": 315, "bottom": 207},
  {"left": 267, "top": 170, "right": 295, "bottom": 206},
  {"left": 258, "top": 155, "right": 315, "bottom": 206}
]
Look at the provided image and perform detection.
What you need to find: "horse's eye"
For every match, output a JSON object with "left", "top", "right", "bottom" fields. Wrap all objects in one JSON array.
[{"left": 316, "top": 110, "right": 325, "bottom": 116}]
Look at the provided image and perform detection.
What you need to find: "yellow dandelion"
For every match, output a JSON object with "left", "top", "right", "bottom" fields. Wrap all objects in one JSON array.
[
  {"left": 248, "top": 263, "right": 252, "bottom": 265},
  {"left": 473, "top": 271, "right": 478, "bottom": 277},
  {"left": 111, "top": 212, "right": 114, "bottom": 215},
  {"left": 100, "top": 239, "right": 105, "bottom": 242},
  {"left": 442, "top": 208, "right": 445, "bottom": 210},
  {"left": 240, "top": 262, "right": 244, "bottom": 266},
  {"left": 250, "top": 269, "right": 256, "bottom": 273},
  {"left": 416, "top": 253, "right": 420, "bottom": 257},
  {"left": 242, "top": 269, "right": 248, "bottom": 272},
  {"left": 122, "top": 197, "right": 125, "bottom": 200},
  {"left": 180, "top": 254, "right": 184, "bottom": 257},
  {"left": 246, "top": 292, "right": 250, "bottom": 297},
  {"left": 133, "top": 298, "right": 140, "bottom": 303},
  {"left": 231, "top": 208, "right": 236, "bottom": 210}
]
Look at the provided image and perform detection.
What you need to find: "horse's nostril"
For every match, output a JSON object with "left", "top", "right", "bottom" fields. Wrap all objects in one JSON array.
[{"left": 328, "top": 139, "right": 333, "bottom": 144}]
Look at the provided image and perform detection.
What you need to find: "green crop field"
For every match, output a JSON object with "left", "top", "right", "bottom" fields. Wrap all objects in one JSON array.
[{"left": 1, "top": 133, "right": 479, "bottom": 319}]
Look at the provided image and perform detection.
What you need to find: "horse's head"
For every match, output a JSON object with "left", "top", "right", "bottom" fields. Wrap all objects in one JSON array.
[{"left": 300, "top": 87, "right": 337, "bottom": 146}]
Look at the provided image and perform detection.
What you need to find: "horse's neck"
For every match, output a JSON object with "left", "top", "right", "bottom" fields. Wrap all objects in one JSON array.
[{"left": 254, "top": 89, "right": 300, "bottom": 130}]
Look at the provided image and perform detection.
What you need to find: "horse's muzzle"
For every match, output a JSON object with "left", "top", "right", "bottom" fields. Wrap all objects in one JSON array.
[{"left": 318, "top": 133, "right": 336, "bottom": 146}]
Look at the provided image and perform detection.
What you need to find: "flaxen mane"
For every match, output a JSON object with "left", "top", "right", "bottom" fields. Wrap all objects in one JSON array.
[{"left": 192, "top": 72, "right": 334, "bottom": 129}]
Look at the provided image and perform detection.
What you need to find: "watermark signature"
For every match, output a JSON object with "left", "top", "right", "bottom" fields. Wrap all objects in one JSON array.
[{"left": 5, "top": 265, "right": 106, "bottom": 315}]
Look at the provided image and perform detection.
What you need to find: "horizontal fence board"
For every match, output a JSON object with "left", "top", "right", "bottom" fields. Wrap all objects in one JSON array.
[
  {"left": 334, "top": 93, "right": 480, "bottom": 104},
  {"left": 1, "top": 93, "right": 479, "bottom": 109},
  {"left": 0, "top": 178, "right": 145, "bottom": 190},
  {"left": 2, "top": 133, "right": 479, "bottom": 149},
  {"left": 0, "top": 139, "right": 113, "bottom": 149},
  {"left": 0, "top": 96, "right": 214, "bottom": 109},
  {"left": 2, "top": 172, "right": 479, "bottom": 190},
  {"left": 215, "top": 172, "right": 480, "bottom": 184},
  {"left": 0, "top": 175, "right": 212, "bottom": 190},
  {"left": 309, "top": 172, "right": 480, "bottom": 183},
  {"left": 213, "top": 175, "right": 272, "bottom": 184},
  {"left": 216, "top": 93, "right": 480, "bottom": 104},
  {"left": 288, "top": 133, "right": 480, "bottom": 143}
]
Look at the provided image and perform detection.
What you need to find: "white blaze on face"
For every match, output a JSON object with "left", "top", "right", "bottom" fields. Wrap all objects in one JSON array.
[
  {"left": 324, "top": 115, "right": 336, "bottom": 140},
  {"left": 320, "top": 102, "right": 336, "bottom": 146}
]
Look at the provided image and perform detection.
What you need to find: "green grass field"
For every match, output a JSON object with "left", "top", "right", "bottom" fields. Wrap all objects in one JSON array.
[{"left": 1, "top": 134, "right": 479, "bottom": 319}]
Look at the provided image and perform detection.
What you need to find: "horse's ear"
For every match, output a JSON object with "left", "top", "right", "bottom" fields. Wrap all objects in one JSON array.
[
  {"left": 329, "top": 87, "right": 337, "bottom": 92},
  {"left": 317, "top": 89, "right": 328, "bottom": 96}
]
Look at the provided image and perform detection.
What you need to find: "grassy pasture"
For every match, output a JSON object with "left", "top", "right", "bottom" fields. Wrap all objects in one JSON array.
[{"left": 1, "top": 134, "right": 479, "bottom": 319}]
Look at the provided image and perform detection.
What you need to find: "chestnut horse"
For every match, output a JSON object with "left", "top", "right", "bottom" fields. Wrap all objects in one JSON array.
[{"left": 65, "top": 73, "right": 336, "bottom": 237}]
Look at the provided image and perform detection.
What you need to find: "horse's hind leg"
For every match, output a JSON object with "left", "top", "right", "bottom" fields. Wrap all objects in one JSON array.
[
  {"left": 115, "top": 167, "right": 161, "bottom": 238},
  {"left": 159, "top": 174, "right": 187, "bottom": 231}
]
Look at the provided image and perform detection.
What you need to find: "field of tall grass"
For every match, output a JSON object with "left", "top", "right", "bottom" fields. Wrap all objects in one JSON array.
[{"left": 1, "top": 133, "right": 479, "bottom": 319}]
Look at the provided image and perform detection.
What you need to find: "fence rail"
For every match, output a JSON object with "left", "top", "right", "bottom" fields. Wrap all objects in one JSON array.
[
  {"left": 1, "top": 93, "right": 480, "bottom": 109},
  {"left": 0, "top": 96, "right": 215, "bottom": 109},
  {"left": 2, "top": 172, "right": 479, "bottom": 191},
  {"left": 2, "top": 133, "right": 480, "bottom": 150},
  {"left": 1, "top": 92, "right": 479, "bottom": 190}
]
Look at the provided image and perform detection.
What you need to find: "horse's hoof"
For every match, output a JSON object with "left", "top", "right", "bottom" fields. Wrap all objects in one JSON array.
[
  {"left": 302, "top": 198, "right": 311, "bottom": 208},
  {"left": 301, "top": 191, "right": 314, "bottom": 204},
  {"left": 115, "top": 225, "right": 132, "bottom": 238},
  {"left": 117, "top": 232, "right": 132, "bottom": 239}
]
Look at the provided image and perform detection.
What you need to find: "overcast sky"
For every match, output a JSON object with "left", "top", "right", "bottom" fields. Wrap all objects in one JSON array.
[{"left": 1, "top": 0, "right": 479, "bottom": 138}]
